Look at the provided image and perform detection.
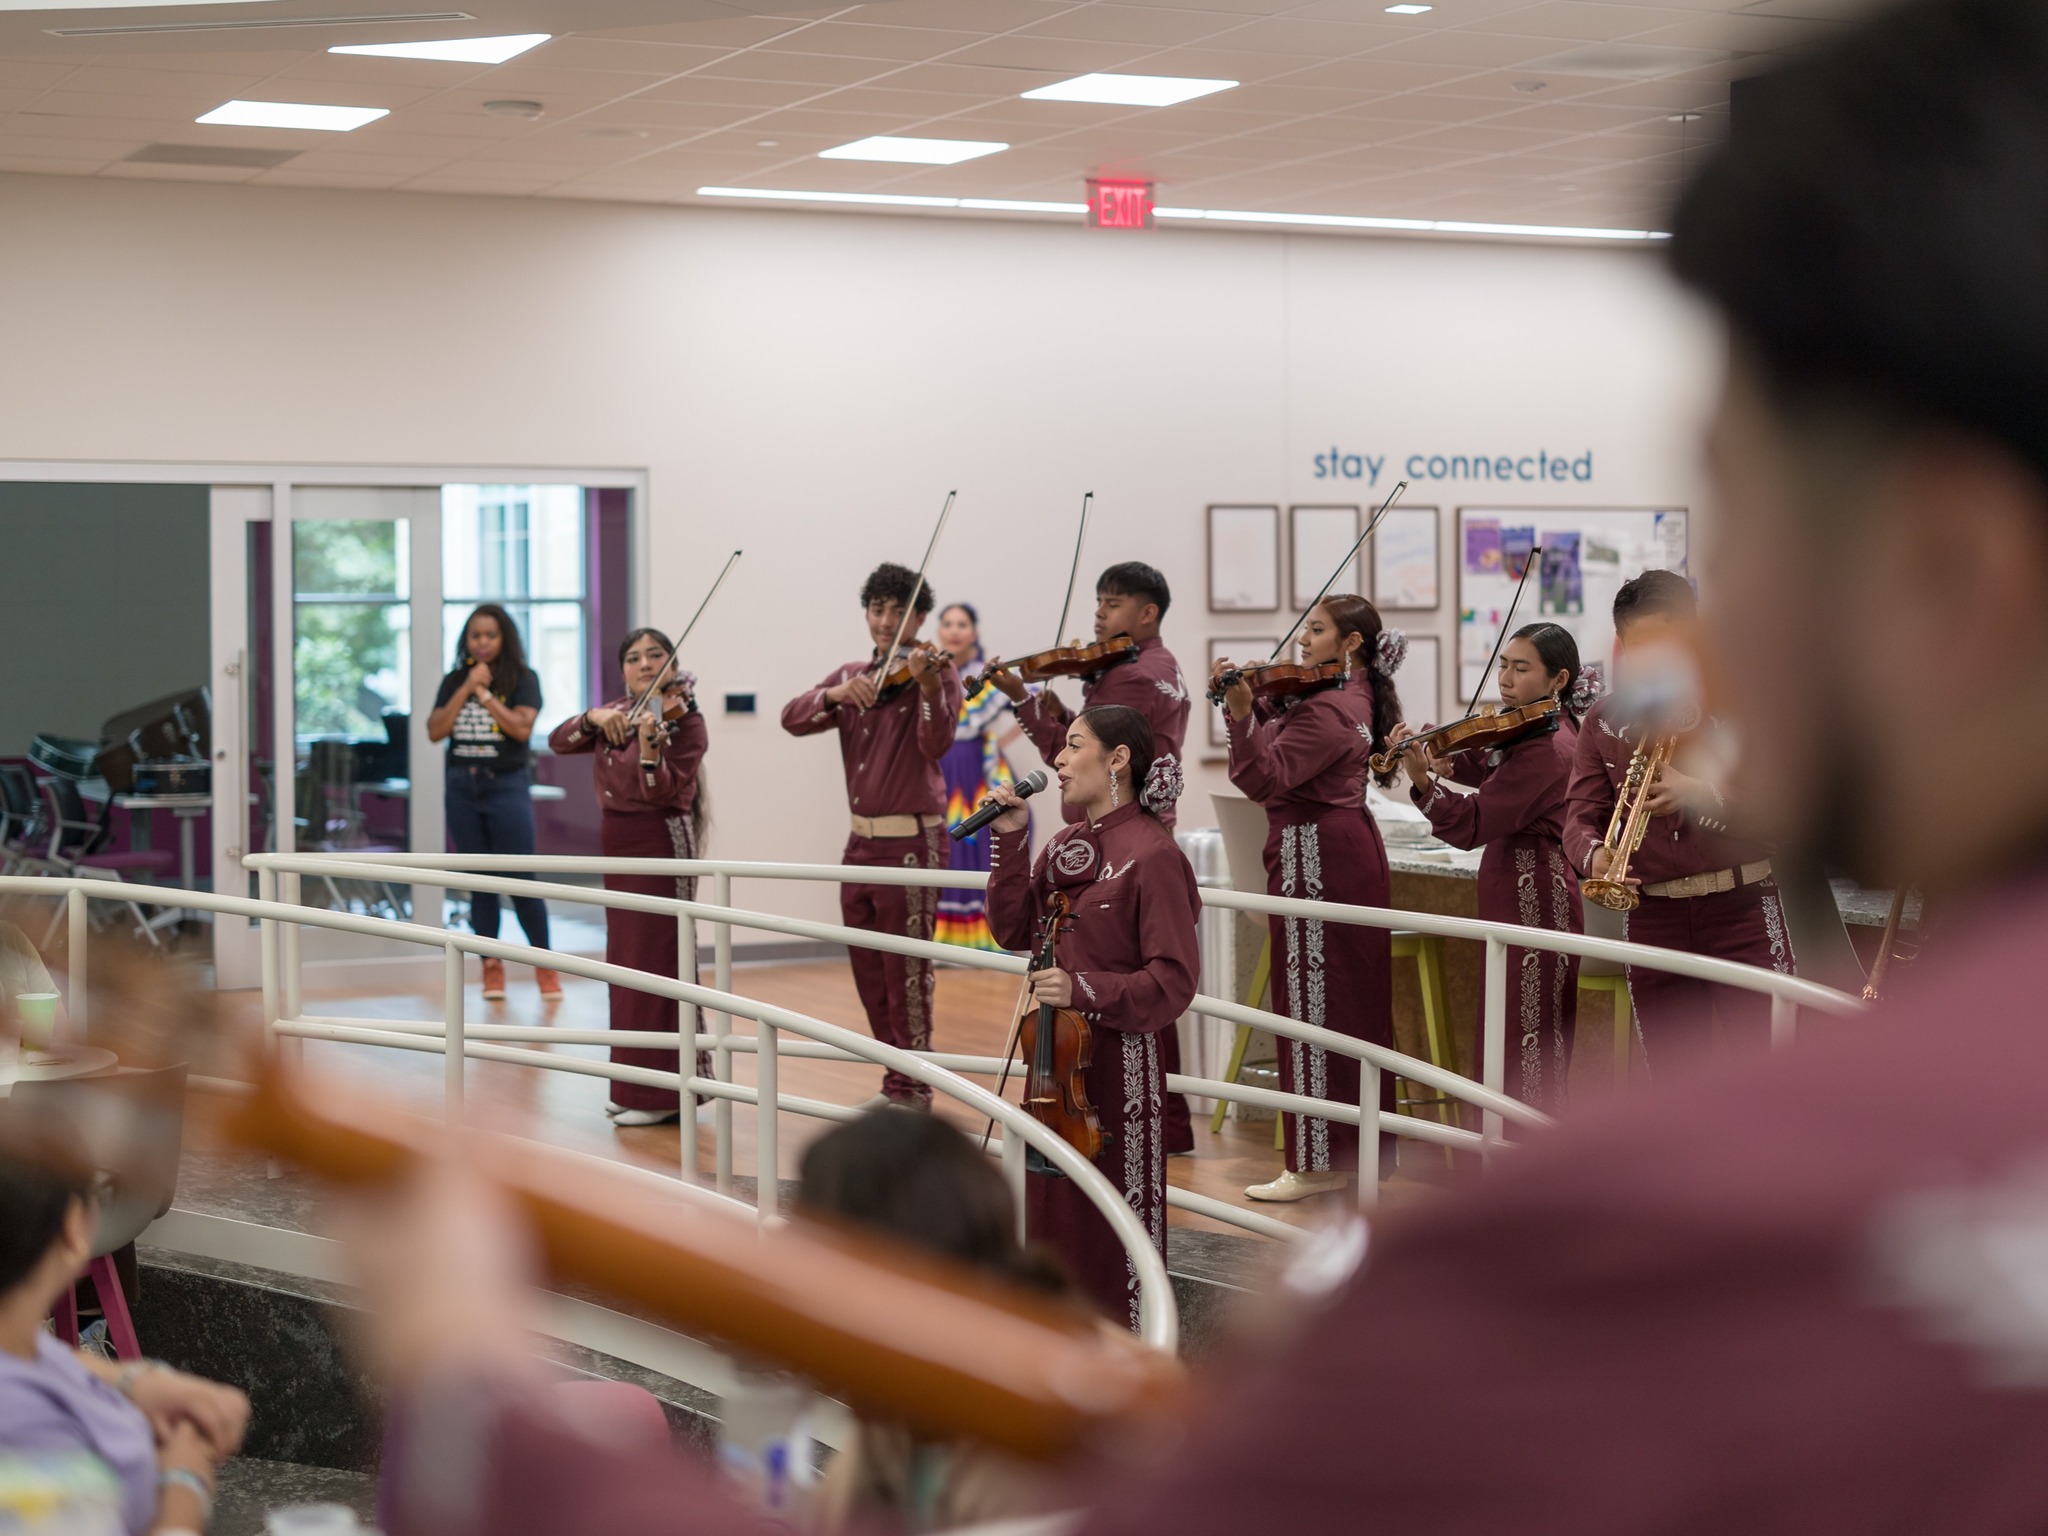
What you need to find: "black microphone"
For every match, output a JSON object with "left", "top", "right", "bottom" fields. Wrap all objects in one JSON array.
[{"left": 950, "top": 769, "right": 1049, "bottom": 841}]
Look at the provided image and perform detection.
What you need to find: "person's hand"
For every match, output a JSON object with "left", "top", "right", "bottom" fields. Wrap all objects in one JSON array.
[
  {"left": 466, "top": 661, "right": 493, "bottom": 697},
  {"left": 156, "top": 1419, "right": 220, "bottom": 1488},
  {"left": 128, "top": 1367, "right": 249, "bottom": 1460},
  {"left": 1028, "top": 967, "right": 1073, "bottom": 1008},
  {"left": 1388, "top": 723, "right": 1431, "bottom": 789},
  {"left": 1210, "top": 658, "right": 1253, "bottom": 721},
  {"left": 637, "top": 714, "right": 665, "bottom": 760},
  {"left": 333, "top": 1155, "right": 542, "bottom": 1395},
  {"left": 984, "top": 782, "right": 1033, "bottom": 835},
  {"left": 1641, "top": 764, "right": 1714, "bottom": 818},
  {"left": 982, "top": 662, "right": 1028, "bottom": 704},
  {"left": 1587, "top": 844, "right": 1640, "bottom": 889},
  {"left": 907, "top": 645, "right": 943, "bottom": 696},
  {"left": 829, "top": 674, "right": 880, "bottom": 710},
  {"left": 586, "top": 706, "right": 630, "bottom": 746}
]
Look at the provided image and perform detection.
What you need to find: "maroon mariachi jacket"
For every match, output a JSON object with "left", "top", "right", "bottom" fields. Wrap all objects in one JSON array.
[
  {"left": 986, "top": 802, "right": 1202, "bottom": 1034},
  {"left": 1223, "top": 670, "right": 1374, "bottom": 814},
  {"left": 780, "top": 657, "right": 965, "bottom": 819},
  {"left": 1414, "top": 719, "right": 1572, "bottom": 849},
  {"left": 548, "top": 697, "right": 706, "bottom": 817},
  {"left": 1016, "top": 637, "right": 1190, "bottom": 829},
  {"left": 1562, "top": 698, "right": 1770, "bottom": 884}
]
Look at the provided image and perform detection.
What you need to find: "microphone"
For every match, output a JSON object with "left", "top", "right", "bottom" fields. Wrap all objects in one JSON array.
[{"left": 950, "top": 769, "right": 1049, "bottom": 841}]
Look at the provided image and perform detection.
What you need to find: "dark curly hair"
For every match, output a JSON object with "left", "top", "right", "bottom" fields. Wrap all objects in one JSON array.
[
  {"left": 860, "top": 562, "right": 934, "bottom": 616},
  {"left": 1319, "top": 594, "right": 1403, "bottom": 787}
]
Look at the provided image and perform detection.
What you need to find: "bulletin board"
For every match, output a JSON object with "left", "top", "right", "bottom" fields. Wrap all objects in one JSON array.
[{"left": 1456, "top": 507, "right": 1688, "bottom": 705}]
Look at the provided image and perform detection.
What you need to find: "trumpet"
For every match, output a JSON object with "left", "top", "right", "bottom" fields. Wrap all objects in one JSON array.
[{"left": 1581, "top": 735, "right": 1679, "bottom": 913}]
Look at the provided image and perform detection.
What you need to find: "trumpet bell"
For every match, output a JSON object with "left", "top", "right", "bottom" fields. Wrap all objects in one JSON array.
[{"left": 1581, "top": 877, "right": 1641, "bottom": 914}]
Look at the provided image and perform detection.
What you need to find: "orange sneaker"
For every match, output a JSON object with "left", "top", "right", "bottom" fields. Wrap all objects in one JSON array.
[
  {"left": 480, "top": 957, "right": 506, "bottom": 1000},
  {"left": 535, "top": 967, "right": 564, "bottom": 1000}
]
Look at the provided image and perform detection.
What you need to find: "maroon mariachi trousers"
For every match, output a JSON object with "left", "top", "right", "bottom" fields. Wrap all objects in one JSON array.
[
  {"left": 1264, "top": 806, "right": 1394, "bottom": 1176},
  {"left": 600, "top": 809, "right": 705, "bottom": 1113},
  {"left": 840, "top": 823, "right": 946, "bottom": 1102},
  {"left": 1475, "top": 833, "right": 1582, "bottom": 1112},
  {"left": 1622, "top": 876, "right": 1793, "bottom": 1072},
  {"left": 1027, "top": 1024, "right": 1167, "bottom": 1333}
]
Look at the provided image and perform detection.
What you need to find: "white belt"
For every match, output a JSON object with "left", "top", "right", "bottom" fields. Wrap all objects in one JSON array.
[
  {"left": 851, "top": 813, "right": 942, "bottom": 839},
  {"left": 1640, "top": 860, "right": 1773, "bottom": 900}
]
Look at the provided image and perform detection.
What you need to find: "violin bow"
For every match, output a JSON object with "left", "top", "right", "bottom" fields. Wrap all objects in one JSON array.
[
  {"left": 1267, "top": 479, "right": 1409, "bottom": 661},
  {"left": 623, "top": 549, "right": 743, "bottom": 723},
  {"left": 870, "top": 489, "right": 959, "bottom": 693},
  {"left": 1458, "top": 541, "right": 1543, "bottom": 721},
  {"left": 1050, "top": 491, "right": 1094, "bottom": 647},
  {"left": 979, "top": 971, "right": 1037, "bottom": 1153}
]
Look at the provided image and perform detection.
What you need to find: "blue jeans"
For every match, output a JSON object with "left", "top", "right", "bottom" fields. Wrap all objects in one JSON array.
[{"left": 444, "top": 764, "right": 551, "bottom": 951}]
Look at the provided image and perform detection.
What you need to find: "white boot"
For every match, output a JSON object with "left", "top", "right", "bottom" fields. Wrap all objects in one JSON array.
[{"left": 1245, "top": 1169, "right": 1348, "bottom": 1203}]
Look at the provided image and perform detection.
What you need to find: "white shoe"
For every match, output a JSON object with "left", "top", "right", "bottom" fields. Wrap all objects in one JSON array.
[
  {"left": 610, "top": 1107, "right": 681, "bottom": 1127},
  {"left": 1245, "top": 1169, "right": 1348, "bottom": 1203}
]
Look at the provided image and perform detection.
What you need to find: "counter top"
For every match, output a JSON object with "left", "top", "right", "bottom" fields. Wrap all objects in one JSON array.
[{"left": 1383, "top": 832, "right": 1907, "bottom": 930}]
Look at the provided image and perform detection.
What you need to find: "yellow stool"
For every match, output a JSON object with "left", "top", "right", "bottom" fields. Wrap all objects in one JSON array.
[
  {"left": 1210, "top": 935, "right": 1273, "bottom": 1137},
  {"left": 1577, "top": 970, "right": 1634, "bottom": 1087},
  {"left": 1392, "top": 931, "right": 1459, "bottom": 1162}
]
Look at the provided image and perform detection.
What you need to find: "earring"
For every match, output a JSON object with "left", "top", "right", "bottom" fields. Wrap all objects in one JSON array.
[{"left": 1110, "top": 775, "right": 1121, "bottom": 809}]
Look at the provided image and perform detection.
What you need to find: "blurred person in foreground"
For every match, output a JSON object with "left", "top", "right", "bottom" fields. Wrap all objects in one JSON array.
[
  {"left": 361, "top": 2, "right": 2048, "bottom": 1528},
  {"left": 0, "top": 1133, "right": 248, "bottom": 1534}
]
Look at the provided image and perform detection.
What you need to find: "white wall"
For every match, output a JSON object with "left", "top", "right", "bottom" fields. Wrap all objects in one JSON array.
[{"left": 0, "top": 172, "right": 1717, "bottom": 935}]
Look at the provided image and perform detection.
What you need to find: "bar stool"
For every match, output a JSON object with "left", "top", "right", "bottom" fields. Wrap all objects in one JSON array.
[
  {"left": 1391, "top": 931, "right": 1461, "bottom": 1159},
  {"left": 1577, "top": 902, "right": 1635, "bottom": 1086}
]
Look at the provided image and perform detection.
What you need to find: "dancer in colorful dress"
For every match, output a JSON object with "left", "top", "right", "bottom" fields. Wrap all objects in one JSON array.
[{"left": 933, "top": 603, "right": 1024, "bottom": 951}]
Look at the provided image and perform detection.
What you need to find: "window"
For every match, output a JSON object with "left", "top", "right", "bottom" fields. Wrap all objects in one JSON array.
[
  {"left": 442, "top": 485, "right": 585, "bottom": 734},
  {"left": 295, "top": 519, "right": 410, "bottom": 740}
]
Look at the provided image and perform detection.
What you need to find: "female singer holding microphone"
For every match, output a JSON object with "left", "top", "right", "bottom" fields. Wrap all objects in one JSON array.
[
  {"left": 982, "top": 705, "right": 1201, "bottom": 1331},
  {"left": 1214, "top": 596, "right": 1402, "bottom": 1204},
  {"left": 428, "top": 604, "right": 558, "bottom": 1002},
  {"left": 548, "top": 629, "right": 709, "bottom": 1128}
]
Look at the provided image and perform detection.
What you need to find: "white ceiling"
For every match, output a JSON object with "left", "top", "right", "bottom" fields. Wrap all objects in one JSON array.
[{"left": 0, "top": 0, "right": 1873, "bottom": 229}]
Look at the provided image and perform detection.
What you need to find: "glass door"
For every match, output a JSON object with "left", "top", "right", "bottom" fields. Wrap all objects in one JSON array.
[{"left": 281, "top": 488, "right": 443, "bottom": 934}]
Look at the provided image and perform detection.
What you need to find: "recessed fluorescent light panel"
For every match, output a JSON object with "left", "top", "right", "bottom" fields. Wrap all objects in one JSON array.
[
  {"left": 196, "top": 99, "right": 389, "bottom": 131},
  {"left": 1386, "top": 4, "right": 1433, "bottom": 12},
  {"left": 1021, "top": 73, "right": 1237, "bottom": 107},
  {"left": 819, "top": 135, "right": 1007, "bottom": 165},
  {"left": 330, "top": 32, "right": 548, "bottom": 63}
]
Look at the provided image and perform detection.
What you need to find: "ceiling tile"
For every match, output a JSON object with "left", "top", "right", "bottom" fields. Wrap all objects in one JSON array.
[
  {"left": 1019, "top": 6, "right": 1241, "bottom": 46},
  {"left": 755, "top": 22, "right": 988, "bottom": 60}
]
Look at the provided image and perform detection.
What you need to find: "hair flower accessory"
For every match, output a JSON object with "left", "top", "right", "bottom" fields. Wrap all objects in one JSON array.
[
  {"left": 1374, "top": 628, "right": 1409, "bottom": 678},
  {"left": 1141, "top": 755, "right": 1184, "bottom": 814},
  {"left": 1569, "top": 661, "right": 1605, "bottom": 717}
]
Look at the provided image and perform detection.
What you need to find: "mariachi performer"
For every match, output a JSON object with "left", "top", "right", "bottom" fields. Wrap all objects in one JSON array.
[
  {"left": 984, "top": 704, "right": 1201, "bottom": 1329},
  {"left": 781, "top": 562, "right": 964, "bottom": 1107},
  {"left": 1215, "top": 596, "right": 1400, "bottom": 1202},
  {"left": 1392, "top": 621, "right": 1597, "bottom": 1111},
  {"left": 985, "top": 560, "right": 1195, "bottom": 1152},
  {"left": 548, "top": 628, "right": 709, "bottom": 1128},
  {"left": 1562, "top": 571, "right": 1792, "bottom": 1070}
]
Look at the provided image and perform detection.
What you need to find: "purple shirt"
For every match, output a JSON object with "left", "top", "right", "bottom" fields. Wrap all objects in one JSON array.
[
  {"left": 1016, "top": 637, "right": 1190, "bottom": 830},
  {"left": 780, "top": 657, "right": 965, "bottom": 819},
  {"left": 0, "top": 1334, "right": 155, "bottom": 1534}
]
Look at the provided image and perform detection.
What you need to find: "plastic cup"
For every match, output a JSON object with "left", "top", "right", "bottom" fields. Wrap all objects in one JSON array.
[{"left": 13, "top": 993, "right": 58, "bottom": 1052}]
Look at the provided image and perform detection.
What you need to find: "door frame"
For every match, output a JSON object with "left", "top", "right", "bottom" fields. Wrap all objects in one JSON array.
[{"left": 0, "top": 460, "right": 648, "bottom": 990}]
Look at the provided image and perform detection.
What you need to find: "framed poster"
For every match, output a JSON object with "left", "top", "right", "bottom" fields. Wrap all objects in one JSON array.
[
  {"left": 1288, "top": 504, "right": 1360, "bottom": 608},
  {"left": 1456, "top": 506, "right": 1688, "bottom": 705},
  {"left": 1373, "top": 506, "right": 1440, "bottom": 611},
  {"left": 1208, "top": 504, "right": 1280, "bottom": 613},
  {"left": 1205, "top": 636, "right": 1276, "bottom": 750}
]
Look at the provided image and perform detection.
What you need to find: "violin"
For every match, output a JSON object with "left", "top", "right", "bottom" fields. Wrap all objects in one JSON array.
[
  {"left": 229, "top": 1053, "right": 1183, "bottom": 1461},
  {"left": 872, "top": 642, "right": 952, "bottom": 702},
  {"left": 626, "top": 676, "right": 697, "bottom": 740},
  {"left": 1368, "top": 696, "right": 1561, "bottom": 776},
  {"left": 1020, "top": 892, "right": 1103, "bottom": 1173},
  {"left": 1205, "top": 658, "right": 1345, "bottom": 707},
  {"left": 965, "top": 635, "right": 1141, "bottom": 701}
]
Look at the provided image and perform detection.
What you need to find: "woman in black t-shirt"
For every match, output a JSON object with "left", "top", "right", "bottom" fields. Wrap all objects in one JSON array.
[{"left": 428, "top": 604, "right": 559, "bottom": 1001}]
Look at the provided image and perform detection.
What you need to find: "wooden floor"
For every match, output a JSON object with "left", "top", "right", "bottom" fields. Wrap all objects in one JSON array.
[{"left": 230, "top": 952, "right": 1459, "bottom": 1240}]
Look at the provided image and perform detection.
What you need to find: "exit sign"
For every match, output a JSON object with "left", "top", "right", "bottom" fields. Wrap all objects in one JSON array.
[{"left": 1087, "top": 179, "right": 1155, "bottom": 229}]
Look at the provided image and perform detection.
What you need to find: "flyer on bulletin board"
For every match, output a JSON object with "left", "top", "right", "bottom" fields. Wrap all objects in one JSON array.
[{"left": 1463, "top": 519, "right": 1501, "bottom": 575}]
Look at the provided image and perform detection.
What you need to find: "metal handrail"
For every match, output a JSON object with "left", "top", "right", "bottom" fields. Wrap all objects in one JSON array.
[{"left": 0, "top": 872, "right": 1179, "bottom": 1351}]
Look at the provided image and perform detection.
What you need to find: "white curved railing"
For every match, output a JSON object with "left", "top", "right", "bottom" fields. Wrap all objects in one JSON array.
[
  {"left": 0, "top": 871, "right": 1180, "bottom": 1350},
  {"left": 3, "top": 851, "right": 1865, "bottom": 1357}
]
